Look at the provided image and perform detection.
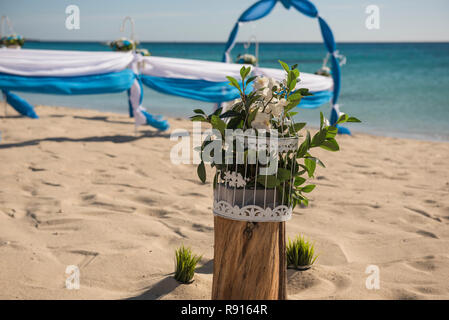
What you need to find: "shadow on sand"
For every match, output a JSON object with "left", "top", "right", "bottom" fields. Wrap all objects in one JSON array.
[
  {"left": 127, "top": 275, "right": 181, "bottom": 300},
  {"left": 0, "top": 130, "right": 171, "bottom": 150}
]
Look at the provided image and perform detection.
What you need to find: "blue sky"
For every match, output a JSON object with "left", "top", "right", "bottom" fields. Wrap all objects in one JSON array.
[{"left": 1, "top": 0, "right": 448, "bottom": 42}]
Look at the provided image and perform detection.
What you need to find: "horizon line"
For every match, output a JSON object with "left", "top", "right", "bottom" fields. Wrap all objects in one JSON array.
[{"left": 24, "top": 39, "right": 449, "bottom": 44}]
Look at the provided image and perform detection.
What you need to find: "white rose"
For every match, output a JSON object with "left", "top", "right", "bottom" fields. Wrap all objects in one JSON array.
[
  {"left": 266, "top": 98, "right": 288, "bottom": 117},
  {"left": 254, "top": 77, "right": 269, "bottom": 90},
  {"left": 262, "top": 87, "right": 272, "bottom": 102},
  {"left": 268, "top": 77, "right": 280, "bottom": 90},
  {"left": 252, "top": 112, "right": 271, "bottom": 130}
]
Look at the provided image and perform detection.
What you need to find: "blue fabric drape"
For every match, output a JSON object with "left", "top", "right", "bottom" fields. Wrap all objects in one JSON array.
[
  {"left": 140, "top": 74, "right": 331, "bottom": 108},
  {"left": 141, "top": 75, "right": 242, "bottom": 103},
  {"left": 0, "top": 70, "right": 136, "bottom": 95},
  {"left": 221, "top": 0, "right": 350, "bottom": 134},
  {"left": 0, "top": 70, "right": 168, "bottom": 131},
  {"left": 290, "top": 0, "right": 318, "bottom": 17},
  {"left": 240, "top": 0, "right": 277, "bottom": 22},
  {"left": 2, "top": 89, "right": 38, "bottom": 118}
]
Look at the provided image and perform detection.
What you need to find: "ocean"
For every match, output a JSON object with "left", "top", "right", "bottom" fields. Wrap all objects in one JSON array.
[{"left": 17, "top": 41, "right": 449, "bottom": 141}]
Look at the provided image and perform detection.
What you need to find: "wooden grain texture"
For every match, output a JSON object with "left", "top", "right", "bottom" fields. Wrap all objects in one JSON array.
[{"left": 212, "top": 216, "right": 287, "bottom": 300}]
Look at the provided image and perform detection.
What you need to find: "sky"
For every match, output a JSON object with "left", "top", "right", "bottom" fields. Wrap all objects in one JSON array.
[{"left": 1, "top": 0, "right": 448, "bottom": 42}]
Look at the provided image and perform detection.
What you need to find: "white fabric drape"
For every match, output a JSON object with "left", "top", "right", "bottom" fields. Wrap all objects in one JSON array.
[
  {"left": 140, "top": 56, "right": 333, "bottom": 92},
  {"left": 0, "top": 48, "right": 134, "bottom": 77}
]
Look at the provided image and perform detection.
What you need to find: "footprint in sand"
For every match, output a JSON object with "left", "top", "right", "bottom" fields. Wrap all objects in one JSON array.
[
  {"left": 416, "top": 230, "right": 438, "bottom": 239},
  {"left": 287, "top": 267, "right": 351, "bottom": 298},
  {"left": 406, "top": 256, "right": 437, "bottom": 272},
  {"left": 404, "top": 206, "right": 442, "bottom": 222}
]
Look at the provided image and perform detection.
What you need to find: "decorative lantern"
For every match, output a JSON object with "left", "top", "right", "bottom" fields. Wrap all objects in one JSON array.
[{"left": 213, "top": 134, "right": 299, "bottom": 222}]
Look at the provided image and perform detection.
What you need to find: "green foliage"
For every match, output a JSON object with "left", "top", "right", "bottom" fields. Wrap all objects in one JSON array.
[
  {"left": 190, "top": 61, "right": 361, "bottom": 208},
  {"left": 174, "top": 245, "right": 202, "bottom": 284},
  {"left": 286, "top": 235, "right": 318, "bottom": 269}
]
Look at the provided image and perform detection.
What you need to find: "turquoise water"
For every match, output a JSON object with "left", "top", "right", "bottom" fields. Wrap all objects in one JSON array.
[{"left": 18, "top": 41, "right": 449, "bottom": 141}]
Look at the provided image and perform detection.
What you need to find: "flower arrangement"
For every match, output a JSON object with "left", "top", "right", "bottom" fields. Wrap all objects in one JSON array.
[
  {"left": 1, "top": 34, "right": 24, "bottom": 48},
  {"left": 236, "top": 53, "right": 257, "bottom": 66},
  {"left": 136, "top": 48, "right": 151, "bottom": 56},
  {"left": 109, "top": 37, "right": 136, "bottom": 52},
  {"left": 191, "top": 61, "right": 359, "bottom": 220}
]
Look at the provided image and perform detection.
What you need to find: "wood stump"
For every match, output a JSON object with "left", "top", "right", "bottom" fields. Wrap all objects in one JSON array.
[{"left": 212, "top": 216, "right": 287, "bottom": 300}]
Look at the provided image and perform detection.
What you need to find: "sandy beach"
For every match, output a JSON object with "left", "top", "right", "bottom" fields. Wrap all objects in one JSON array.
[{"left": 0, "top": 105, "right": 448, "bottom": 300}]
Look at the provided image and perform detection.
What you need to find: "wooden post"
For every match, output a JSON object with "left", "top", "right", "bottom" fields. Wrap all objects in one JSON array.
[{"left": 212, "top": 216, "right": 287, "bottom": 300}]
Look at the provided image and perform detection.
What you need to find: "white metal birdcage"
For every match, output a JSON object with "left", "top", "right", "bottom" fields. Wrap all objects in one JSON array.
[{"left": 213, "top": 132, "right": 299, "bottom": 222}]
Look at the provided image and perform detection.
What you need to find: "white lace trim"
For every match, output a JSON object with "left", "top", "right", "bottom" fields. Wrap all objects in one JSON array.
[{"left": 213, "top": 200, "right": 292, "bottom": 222}]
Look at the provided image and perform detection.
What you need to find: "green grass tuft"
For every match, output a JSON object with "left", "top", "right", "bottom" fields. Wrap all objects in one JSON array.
[
  {"left": 286, "top": 235, "right": 318, "bottom": 269},
  {"left": 174, "top": 245, "right": 202, "bottom": 283}
]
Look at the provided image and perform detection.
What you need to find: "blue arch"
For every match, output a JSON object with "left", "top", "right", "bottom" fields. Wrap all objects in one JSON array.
[{"left": 222, "top": 0, "right": 350, "bottom": 134}]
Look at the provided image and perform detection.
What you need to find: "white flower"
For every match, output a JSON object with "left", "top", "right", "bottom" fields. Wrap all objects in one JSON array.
[
  {"left": 223, "top": 171, "right": 247, "bottom": 188},
  {"left": 261, "top": 87, "right": 272, "bottom": 102},
  {"left": 323, "top": 117, "right": 330, "bottom": 127},
  {"left": 268, "top": 77, "right": 280, "bottom": 90},
  {"left": 265, "top": 98, "right": 288, "bottom": 117},
  {"left": 254, "top": 77, "right": 269, "bottom": 90},
  {"left": 252, "top": 112, "right": 271, "bottom": 130}
]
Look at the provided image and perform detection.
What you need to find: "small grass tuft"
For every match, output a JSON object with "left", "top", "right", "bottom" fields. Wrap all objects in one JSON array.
[
  {"left": 174, "top": 245, "right": 202, "bottom": 283},
  {"left": 286, "top": 235, "right": 318, "bottom": 269}
]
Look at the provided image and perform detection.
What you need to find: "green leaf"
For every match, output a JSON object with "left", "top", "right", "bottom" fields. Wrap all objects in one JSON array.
[
  {"left": 311, "top": 130, "right": 327, "bottom": 147},
  {"left": 226, "top": 76, "right": 242, "bottom": 93},
  {"left": 240, "top": 66, "right": 251, "bottom": 80},
  {"left": 257, "top": 175, "right": 279, "bottom": 188},
  {"left": 292, "top": 122, "right": 306, "bottom": 132},
  {"left": 320, "top": 112, "right": 324, "bottom": 129},
  {"left": 301, "top": 184, "right": 316, "bottom": 193},
  {"left": 279, "top": 60, "right": 290, "bottom": 73},
  {"left": 287, "top": 70, "right": 297, "bottom": 91},
  {"left": 336, "top": 113, "right": 349, "bottom": 124},
  {"left": 294, "top": 177, "right": 306, "bottom": 186},
  {"left": 304, "top": 158, "right": 316, "bottom": 178},
  {"left": 292, "top": 68, "right": 300, "bottom": 78},
  {"left": 212, "top": 107, "right": 223, "bottom": 116},
  {"left": 297, "top": 131, "right": 310, "bottom": 158},
  {"left": 246, "top": 75, "right": 257, "bottom": 86},
  {"left": 247, "top": 108, "right": 258, "bottom": 126},
  {"left": 288, "top": 91, "right": 302, "bottom": 102},
  {"left": 193, "top": 109, "right": 206, "bottom": 115},
  {"left": 320, "top": 138, "right": 340, "bottom": 151},
  {"left": 190, "top": 115, "right": 207, "bottom": 122},
  {"left": 347, "top": 116, "right": 361, "bottom": 123},
  {"left": 197, "top": 161, "right": 206, "bottom": 183},
  {"left": 219, "top": 110, "right": 240, "bottom": 119},
  {"left": 326, "top": 126, "right": 338, "bottom": 139},
  {"left": 297, "top": 88, "right": 312, "bottom": 96},
  {"left": 277, "top": 168, "right": 291, "bottom": 182},
  {"left": 210, "top": 115, "right": 226, "bottom": 137}
]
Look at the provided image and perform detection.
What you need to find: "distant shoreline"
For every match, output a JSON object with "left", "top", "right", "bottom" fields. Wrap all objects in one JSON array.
[{"left": 23, "top": 40, "right": 449, "bottom": 45}]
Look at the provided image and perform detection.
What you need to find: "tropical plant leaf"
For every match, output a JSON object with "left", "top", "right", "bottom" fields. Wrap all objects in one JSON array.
[{"left": 197, "top": 161, "right": 206, "bottom": 183}]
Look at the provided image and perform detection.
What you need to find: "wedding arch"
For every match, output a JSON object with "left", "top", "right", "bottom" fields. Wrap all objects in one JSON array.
[{"left": 222, "top": 0, "right": 350, "bottom": 134}]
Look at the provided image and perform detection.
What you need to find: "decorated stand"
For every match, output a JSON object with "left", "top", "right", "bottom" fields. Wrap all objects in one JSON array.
[
  {"left": 212, "top": 133, "right": 299, "bottom": 299},
  {"left": 191, "top": 59, "right": 360, "bottom": 298},
  {"left": 0, "top": 16, "right": 24, "bottom": 49}
]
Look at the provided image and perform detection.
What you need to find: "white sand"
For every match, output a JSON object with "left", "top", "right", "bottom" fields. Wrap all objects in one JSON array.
[{"left": 0, "top": 105, "right": 448, "bottom": 299}]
